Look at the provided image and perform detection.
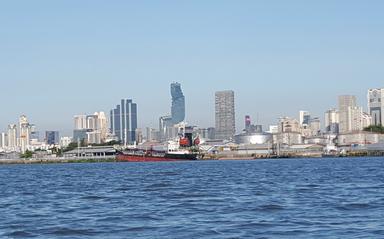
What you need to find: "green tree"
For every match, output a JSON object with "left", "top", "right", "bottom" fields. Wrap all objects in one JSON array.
[
  {"left": 364, "top": 125, "right": 384, "bottom": 133},
  {"left": 21, "top": 150, "right": 33, "bottom": 159}
]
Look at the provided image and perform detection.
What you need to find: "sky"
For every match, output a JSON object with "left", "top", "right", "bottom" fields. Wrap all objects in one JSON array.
[{"left": 1, "top": 0, "right": 384, "bottom": 136}]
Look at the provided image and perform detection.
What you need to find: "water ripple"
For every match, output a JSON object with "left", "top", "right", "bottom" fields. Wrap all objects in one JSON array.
[{"left": 0, "top": 158, "right": 383, "bottom": 238}]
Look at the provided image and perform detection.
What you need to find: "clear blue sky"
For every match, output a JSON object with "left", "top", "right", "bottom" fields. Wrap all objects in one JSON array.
[{"left": 1, "top": 1, "right": 383, "bottom": 136}]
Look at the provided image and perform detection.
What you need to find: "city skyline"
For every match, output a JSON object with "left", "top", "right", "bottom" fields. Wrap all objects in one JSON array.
[{"left": 1, "top": 1, "right": 384, "bottom": 134}]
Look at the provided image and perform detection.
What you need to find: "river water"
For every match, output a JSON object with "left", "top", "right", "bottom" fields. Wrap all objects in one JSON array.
[{"left": 0, "top": 157, "right": 383, "bottom": 238}]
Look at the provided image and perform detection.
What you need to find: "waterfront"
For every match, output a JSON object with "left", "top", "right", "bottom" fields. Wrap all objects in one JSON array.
[{"left": 0, "top": 158, "right": 384, "bottom": 238}]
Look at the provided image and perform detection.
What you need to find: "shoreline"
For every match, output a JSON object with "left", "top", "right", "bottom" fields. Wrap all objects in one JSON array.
[{"left": 0, "top": 155, "right": 383, "bottom": 165}]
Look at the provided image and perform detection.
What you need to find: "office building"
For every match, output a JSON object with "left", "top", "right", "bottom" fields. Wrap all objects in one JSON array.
[
  {"left": 299, "top": 111, "right": 311, "bottom": 126},
  {"left": 325, "top": 109, "right": 339, "bottom": 134},
  {"left": 368, "top": 88, "right": 384, "bottom": 126},
  {"left": 338, "top": 95, "right": 357, "bottom": 133},
  {"left": 171, "top": 82, "right": 185, "bottom": 124},
  {"left": 215, "top": 90, "right": 235, "bottom": 140},
  {"left": 45, "top": 131, "right": 60, "bottom": 145},
  {"left": 110, "top": 99, "right": 138, "bottom": 145}
]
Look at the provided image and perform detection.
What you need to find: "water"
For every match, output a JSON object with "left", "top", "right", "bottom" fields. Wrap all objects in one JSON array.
[{"left": 0, "top": 157, "right": 384, "bottom": 238}]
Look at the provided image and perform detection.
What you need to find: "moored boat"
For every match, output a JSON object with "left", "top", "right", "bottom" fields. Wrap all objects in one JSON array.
[{"left": 116, "top": 134, "right": 202, "bottom": 162}]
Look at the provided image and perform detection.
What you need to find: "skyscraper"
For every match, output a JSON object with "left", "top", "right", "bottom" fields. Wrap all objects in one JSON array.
[
  {"left": 74, "top": 115, "right": 87, "bottom": 130},
  {"left": 325, "top": 109, "right": 339, "bottom": 134},
  {"left": 19, "top": 115, "right": 31, "bottom": 153},
  {"left": 215, "top": 90, "right": 235, "bottom": 140},
  {"left": 368, "top": 88, "right": 384, "bottom": 126},
  {"left": 171, "top": 82, "right": 185, "bottom": 124},
  {"left": 338, "top": 95, "right": 357, "bottom": 133},
  {"left": 7, "top": 124, "right": 17, "bottom": 150},
  {"left": 110, "top": 99, "right": 138, "bottom": 145}
]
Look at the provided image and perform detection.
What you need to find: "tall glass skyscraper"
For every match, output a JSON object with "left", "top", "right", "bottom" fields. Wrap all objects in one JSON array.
[
  {"left": 171, "top": 82, "right": 185, "bottom": 124},
  {"left": 110, "top": 99, "right": 138, "bottom": 145}
]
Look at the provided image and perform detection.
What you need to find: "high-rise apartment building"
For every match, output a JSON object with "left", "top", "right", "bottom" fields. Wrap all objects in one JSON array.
[
  {"left": 368, "top": 88, "right": 384, "bottom": 126},
  {"left": 74, "top": 115, "right": 87, "bottom": 130},
  {"left": 7, "top": 124, "right": 17, "bottom": 150},
  {"left": 171, "top": 82, "right": 185, "bottom": 124},
  {"left": 325, "top": 109, "right": 339, "bottom": 134},
  {"left": 347, "top": 106, "right": 372, "bottom": 132},
  {"left": 338, "top": 95, "right": 357, "bottom": 133},
  {"left": 110, "top": 99, "right": 138, "bottom": 145},
  {"left": 73, "top": 112, "right": 109, "bottom": 144},
  {"left": 215, "top": 90, "right": 235, "bottom": 140}
]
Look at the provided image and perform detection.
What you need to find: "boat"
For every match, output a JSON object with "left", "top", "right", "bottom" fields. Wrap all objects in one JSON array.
[{"left": 116, "top": 135, "right": 202, "bottom": 162}]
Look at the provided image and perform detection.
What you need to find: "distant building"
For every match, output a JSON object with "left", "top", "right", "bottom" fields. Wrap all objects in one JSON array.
[
  {"left": 19, "top": 115, "right": 31, "bottom": 153},
  {"left": 74, "top": 115, "right": 87, "bottom": 130},
  {"left": 243, "top": 115, "right": 263, "bottom": 134},
  {"left": 60, "top": 137, "right": 72, "bottom": 148},
  {"left": 268, "top": 125, "right": 279, "bottom": 134},
  {"left": 159, "top": 115, "right": 173, "bottom": 142},
  {"left": 30, "top": 125, "right": 40, "bottom": 141},
  {"left": 299, "top": 110, "right": 311, "bottom": 126},
  {"left": 73, "top": 129, "right": 91, "bottom": 143},
  {"left": 45, "top": 131, "right": 60, "bottom": 145},
  {"left": 207, "top": 127, "right": 216, "bottom": 140},
  {"left": 308, "top": 117, "right": 321, "bottom": 136},
  {"left": 362, "top": 112, "right": 372, "bottom": 129},
  {"left": 278, "top": 117, "right": 301, "bottom": 133},
  {"left": 215, "top": 90, "right": 235, "bottom": 140},
  {"left": 338, "top": 95, "right": 357, "bottom": 133},
  {"left": 110, "top": 99, "right": 138, "bottom": 145},
  {"left": 73, "top": 112, "right": 109, "bottom": 144},
  {"left": 0, "top": 132, "right": 6, "bottom": 149},
  {"left": 145, "top": 127, "right": 159, "bottom": 142},
  {"left": 368, "top": 88, "right": 384, "bottom": 126},
  {"left": 7, "top": 124, "right": 17, "bottom": 150},
  {"left": 135, "top": 128, "right": 143, "bottom": 144},
  {"left": 325, "top": 109, "right": 339, "bottom": 134},
  {"left": 245, "top": 115, "right": 251, "bottom": 132},
  {"left": 171, "top": 82, "right": 185, "bottom": 124},
  {"left": 347, "top": 106, "right": 372, "bottom": 132}
]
